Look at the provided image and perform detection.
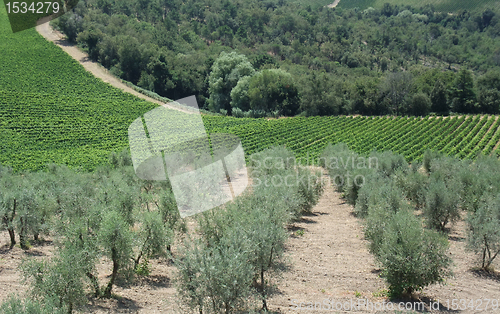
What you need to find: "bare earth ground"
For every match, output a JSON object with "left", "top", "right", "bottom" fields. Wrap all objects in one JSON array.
[
  {"left": 327, "top": 0, "right": 341, "bottom": 8},
  {"left": 1, "top": 177, "right": 500, "bottom": 313}
]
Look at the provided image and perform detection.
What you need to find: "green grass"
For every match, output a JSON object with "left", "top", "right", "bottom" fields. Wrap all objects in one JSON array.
[{"left": 337, "top": 0, "right": 499, "bottom": 12}]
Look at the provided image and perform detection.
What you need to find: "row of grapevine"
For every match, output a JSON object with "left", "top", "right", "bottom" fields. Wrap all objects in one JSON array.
[{"left": 207, "top": 115, "right": 500, "bottom": 165}]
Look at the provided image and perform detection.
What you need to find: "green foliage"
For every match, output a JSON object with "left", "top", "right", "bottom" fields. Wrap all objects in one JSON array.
[
  {"left": 410, "top": 92, "right": 431, "bottom": 116},
  {"left": 208, "top": 51, "right": 255, "bottom": 114},
  {"left": 424, "top": 177, "right": 461, "bottom": 231},
  {"left": 297, "top": 167, "right": 324, "bottom": 213},
  {"left": 247, "top": 69, "right": 300, "bottom": 116},
  {"left": 381, "top": 72, "right": 414, "bottom": 115},
  {"left": 430, "top": 80, "right": 449, "bottom": 114},
  {"left": 176, "top": 235, "right": 255, "bottom": 314},
  {"left": 450, "top": 69, "right": 477, "bottom": 113},
  {"left": 363, "top": 185, "right": 408, "bottom": 255},
  {"left": 377, "top": 210, "right": 452, "bottom": 298},
  {"left": 230, "top": 75, "right": 252, "bottom": 111},
  {"left": 0, "top": 8, "right": 158, "bottom": 172},
  {"left": 466, "top": 194, "right": 500, "bottom": 270},
  {"left": 0, "top": 295, "right": 67, "bottom": 314},
  {"left": 20, "top": 246, "right": 89, "bottom": 313},
  {"left": 178, "top": 146, "right": 319, "bottom": 312},
  {"left": 43, "top": 0, "right": 500, "bottom": 121},
  {"left": 423, "top": 149, "right": 442, "bottom": 173},
  {"left": 99, "top": 209, "right": 134, "bottom": 298},
  {"left": 395, "top": 170, "right": 428, "bottom": 208},
  {"left": 133, "top": 211, "right": 172, "bottom": 270}
]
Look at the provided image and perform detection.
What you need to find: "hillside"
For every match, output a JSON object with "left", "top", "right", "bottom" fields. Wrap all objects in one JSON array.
[
  {"left": 0, "top": 6, "right": 159, "bottom": 171},
  {"left": 337, "top": 0, "right": 499, "bottom": 12}
]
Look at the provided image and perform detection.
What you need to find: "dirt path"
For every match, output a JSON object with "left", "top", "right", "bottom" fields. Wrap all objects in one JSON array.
[
  {"left": 267, "top": 180, "right": 386, "bottom": 313},
  {"left": 35, "top": 23, "right": 195, "bottom": 114},
  {"left": 327, "top": 0, "right": 341, "bottom": 8}
]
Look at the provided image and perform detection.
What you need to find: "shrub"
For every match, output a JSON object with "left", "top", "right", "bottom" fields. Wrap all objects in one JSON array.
[
  {"left": 296, "top": 167, "right": 324, "bottom": 213},
  {"left": 343, "top": 167, "right": 375, "bottom": 206},
  {"left": 422, "top": 149, "right": 442, "bottom": 173},
  {"left": 319, "top": 142, "right": 359, "bottom": 193},
  {"left": 370, "top": 150, "right": 408, "bottom": 178},
  {"left": 98, "top": 210, "right": 133, "bottom": 298},
  {"left": 460, "top": 155, "right": 500, "bottom": 212},
  {"left": 0, "top": 295, "right": 67, "bottom": 314},
  {"left": 232, "top": 107, "right": 244, "bottom": 117},
  {"left": 356, "top": 176, "right": 402, "bottom": 218},
  {"left": 249, "top": 145, "right": 296, "bottom": 176},
  {"left": 133, "top": 211, "right": 172, "bottom": 271},
  {"left": 466, "top": 194, "right": 500, "bottom": 270},
  {"left": 20, "top": 245, "right": 90, "bottom": 313},
  {"left": 363, "top": 185, "right": 408, "bottom": 255},
  {"left": 424, "top": 177, "right": 461, "bottom": 231},
  {"left": 175, "top": 233, "right": 255, "bottom": 314},
  {"left": 377, "top": 210, "right": 452, "bottom": 298},
  {"left": 395, "top": 170, "right": 429, "bottom": 209}
]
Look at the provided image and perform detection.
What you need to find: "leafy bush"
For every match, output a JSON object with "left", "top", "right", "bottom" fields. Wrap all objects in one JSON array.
[
  {"left": 424, "top": 177, "right": 461, "bottom": 231},
  {"left": 175, "top": 233, "right": 255, "bottom": 314},
  {"left": 98, "top": 209, "right": 134, "bottom": 298},
  {"left": 231, "top": 107, "right": 244, "bottom": 118},
  {"left": 370, "top": 150, "right": 408, "bottom": 178},
  {"left": 356, "top": 176, "right": 401, "bottom": 218},
  {"left": 377, "top": 210, "right": 452, "bottom": 298},
  {"left": 423, "top": 149, "right": 442, "bottom": 173},
  {"left": 249, "top": 145, "right": 296, "bottom": 176},
  {"left": 297, "top": 167, "right": 324, "bottom": 213},
  {"left": 363, "top": 185, "right": 408, "bottom": 255},
  {"left": 466, "top": 194, "right": 500, "bottom": 270},
  {"left": 459, "top": 155, "right": 500, "bottom": 212},
  {"left": 395, "top": 170, "right": 428, "bottom": 209},
  {"left": 319, "top": 142, "right": 359, "bottom": 193},
  {"left": 20, "top": 244, "right": 91, "bottom": 313},
  {"left": 0, "top": 295, "right": 67, "bottom": 314}
]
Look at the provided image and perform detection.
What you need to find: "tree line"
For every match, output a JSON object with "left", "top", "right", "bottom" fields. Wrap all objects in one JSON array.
[{"left": 53, "top": 0, "right": 500, "bottom": 116}]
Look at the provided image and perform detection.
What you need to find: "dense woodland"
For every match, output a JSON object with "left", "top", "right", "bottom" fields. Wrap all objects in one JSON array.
[{"left": 52, "top": 0, "right": 500, "bottom": 117}]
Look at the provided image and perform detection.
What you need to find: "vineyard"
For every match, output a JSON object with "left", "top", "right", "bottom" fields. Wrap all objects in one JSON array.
[
  {"left": 205, "top": 115, "right": 500, "bottom": 165},
  {"left": 2, "top": 4, "right": 500, "bottom": 173},
  {"left": 0, "top": 7, "right": 157, "bottom": 171}
]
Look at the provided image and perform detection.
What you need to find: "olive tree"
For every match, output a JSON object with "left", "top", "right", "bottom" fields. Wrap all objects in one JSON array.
[
  {"left": 466, "top": 194, "right": 500, "bottom": 270},
  {"left": 99, "top": 209, "right": 134, "bottom": 298},
  {"left": 377, "top": 210, "right": 452, "bottom": 297}
]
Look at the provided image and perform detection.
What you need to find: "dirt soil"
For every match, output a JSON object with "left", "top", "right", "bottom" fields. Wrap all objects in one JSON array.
[
  {"left": 1, "top": 177, "right": 500, "bottom": 313},
  {"left": 327, "top": 0, "right": 341, "bottom": 8}
]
